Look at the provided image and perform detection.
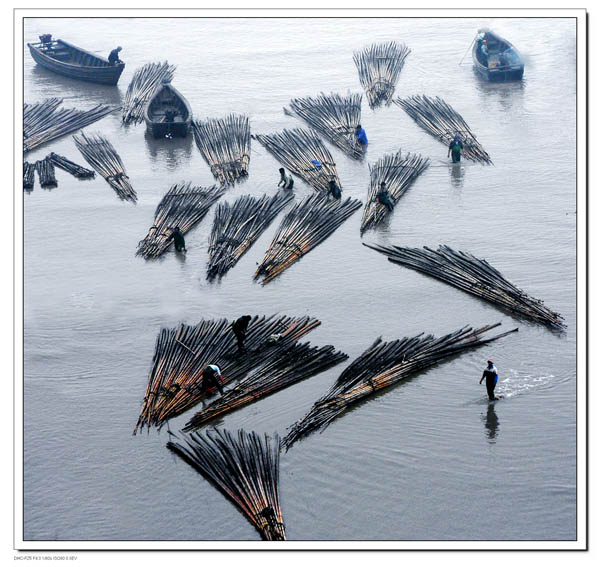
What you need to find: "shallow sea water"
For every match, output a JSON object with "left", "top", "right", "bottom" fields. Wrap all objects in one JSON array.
[{"left": 23, "top": 17, "right": 576, "bottom": 541}]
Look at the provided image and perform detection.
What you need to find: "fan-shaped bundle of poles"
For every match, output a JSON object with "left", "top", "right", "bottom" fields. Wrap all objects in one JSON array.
[
  {"left": 48, "top": 152, "right": 96, "bottom": 179},
  {"left": 74, "top": 132, "right": 136, "bottom": 202},
  {"left": 167, "top": 429, "right": 286, "bottom": 540},
  {"left": 184, "top": 342, "right": 348, "bottom": 430},
  {"left": 253, "top": 128, "right": 341, "bottom": 193},
  {"left": 121, "top": 61, "right": 176, "bottom": 125},
  {"left": 136, "top": 182, "right": 225, "bottom": 259},
  {"left": 360, "top": 150, "right": 430, "bottom": 233},
  {"left": 255, "top": 193, "right": 362, "bottom": 285},
  {"left": 283, "top": 322, "right": 518, "bottom": 450},
  {"left": 23, "top": 162, "right": 35, "bottom": 191},
  {"left": 192, "top": 114, "right": 251, "bottom": 185},
  {"left": 354, "top": 41, "right": 411, "bottom": 108},
  {"left": 288, "top": 93, "right": 364, "bottom": 160},
  {"left": 395, "top": 95, "right": 492, "bottom": 164},
  {"left": 23, "top": 98, "right": 117, "bottom": 153},
  {"left": 207, "top": 192, "right": 294, "bottom": 280},
  {"left": 365, "top": 243, "right": 565, "bottom": 330},
  {"left": 35, "top": 157, "right": 57, "bottom": 188},
  {"left": 134, "top": 315, "right": 321, "bottom": 434}
]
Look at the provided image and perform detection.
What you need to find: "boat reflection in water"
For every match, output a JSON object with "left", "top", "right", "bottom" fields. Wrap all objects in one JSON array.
[
  {"left": 143, "top": 130, "right": 193, "bottom": 171},
  {"left": 475, "top": 78, "right": 527, "bottom": 113}
]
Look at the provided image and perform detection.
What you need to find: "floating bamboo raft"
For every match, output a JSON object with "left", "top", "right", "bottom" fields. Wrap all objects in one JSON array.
[
  {"left": 287, "top": 93, "right": 364, "bottom": 160},
  {"left": 207, "top": 192, "right": 294, "bottom": 280},
  {"left": 184, "top": 342, "right": 348, "bottom": 430},
  {"left": 48, "top": 152, "right": 95, "bottom": 179},
  {"left": 394, "top": 95, "right": 492, "bottom": 164},
  {"left": 35, "top": 157, "right": 57, "bottom": 188},
  {"left": 23, "top": 98, "right": 116, "bottom": 153},
  {"left": 354, "top": 42, "right": 411, "bottom": 108},
  {"left": 134, "top": 315, "right": 321, "bottom": 434},
  {"left": 122, "top": 61, "right": 176, "bottom": 125},
  {"left": 192, "top": 114, "right": 251, "bottom": 185},
  {"left": 73, "top": 132, "right": 136, "bottom": 202},
  {"left": 283, "top": 322, "right": 518, "bottom": 450},
  {"left": 23, "top": 162, "right": 35, "bottom": 191},
  {"left": 253, "top": 128, "right": 341, "bottom": 193},
  {"left": 167, "top": 429, "right": 286, "bottom": 540},
  {"left": 365, "top": 243, "right": 565, "bottom": 330},
  {"left": 360, "top": 150, "right": 430, "bottom": 233},
  {"left": 136, "top": 182, "right": 226, "bottom": 259},
  {"left": 255, "top": 193, "right": 362, "bottom": 285}
]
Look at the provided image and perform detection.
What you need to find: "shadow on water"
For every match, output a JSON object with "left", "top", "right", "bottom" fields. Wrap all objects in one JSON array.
[
  {"left": 450, "top": 162, "right": 465, "bottom": 188},
  {"left": 144, "top": 130, "right": 193, "bottom": 171},
  {"left": 482, "top": 402, "right": 499, "bottom": 443}
]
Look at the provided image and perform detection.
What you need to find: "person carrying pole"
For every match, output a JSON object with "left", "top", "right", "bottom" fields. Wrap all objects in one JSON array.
[
  {"left": 376, "top": 181, "right": 394, "bottom": 212},
  {"left": 108, "top": 46, "right": 123, "bottom": 65},
  {"left": 448, "top": 134, "right": 464, "bottom": 163},
  {"left": 200, "top": 364, "right": 224, "bottom": 395},
  {"left": 231, "top": 315, "right": 252, "bottom": 352},
  {"left": 327, "top": 177, "right": 342, "bottom": 200},
  {"left": 166, "top": 226, "right": 186, "bottom": 252},
  {"left": 278, "top": 168, "right": 294, "bottom": 190},
  {"left": 479, "top": 359, "right": 499, "bottom": 401}
]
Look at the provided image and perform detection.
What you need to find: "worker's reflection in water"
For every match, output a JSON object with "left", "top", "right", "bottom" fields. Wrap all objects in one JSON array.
[
  {"left": 450, "top": 162, "right": 464, "bottom": 188},
  {"left": 484, "top": 403, "right": 500, "bottom": 443}
]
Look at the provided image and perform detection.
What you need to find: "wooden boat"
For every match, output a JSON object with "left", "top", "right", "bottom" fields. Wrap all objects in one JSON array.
[
  {"left": 27, "top": 35, "right": 125, "bottom": 86},
  {"left": 472, "top": 30, "right": 524, "bottom": 82},
  {"left": 144, "top": 79, "right": 192, "bottom": 139}
]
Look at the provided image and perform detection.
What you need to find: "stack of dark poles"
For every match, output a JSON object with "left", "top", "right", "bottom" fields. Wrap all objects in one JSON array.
[
  {"left": 74, "top": 132, "right": 136, "bottom": 202},
  {"left": 283, "top": 322, "right": 518, "bottom": 450},
  {"left": 136, "top": 182, "right": 226, "bottom": 259},
  {"left": 23, "top": 153, "right": 95, "bottom": 192},
  {"left": 360, "top": 150, "right": 430, "bottom": 233},
  {"left": 207, "top": 192, "right": 293, "bottom": 280},
  {"left": 167, "top": 429, "right": 286, "bottom": 540},
  {"left": 134, "top": 315, "right": 322, "bottom": 434},
  {"left": 121, "top": 61, "right": 176, "bottom": 125},
  {"left": 255, "top": 193, "right": 363, "bottom": 285},
  {"left": 364, "top": 243, "right": 565, "bottom": 330},
  {"left": 34, "top": 157, "right": 57, "bottom": 188},
  {"left": 23, "top": 162, "right": 35, "bottom": 191},
  {"left": 395, "top": 95, "right": 492, "bottom": 164},
  {"left": 24, "top": 98, "right": 117, "bottom": 153},
  {"left": 48, "top": 152, "right": 96, "bottom": 179},
  {"left": 354, "top": 41, "right": 411, "bottom": 108},
  {"left": 253, "top": 128, "right": 341, "bottom": 193},
  {"left": 192, "top": 114, "right": 251, "bottom": 185},
  {"left": 288, "top": 93, "right": 364, "bottom": 160}
]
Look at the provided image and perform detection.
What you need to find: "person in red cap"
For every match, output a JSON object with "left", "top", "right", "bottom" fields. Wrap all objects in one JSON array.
[{"left": 479, "top": 359, "right": 499, "bottom": 400}]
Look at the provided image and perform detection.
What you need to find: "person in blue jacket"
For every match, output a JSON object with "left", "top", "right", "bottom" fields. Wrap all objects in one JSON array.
[
  {"left": 479, "top": 359, "right": 499, "bottom": 400},
  {"left": 355, "top": 124, "right": 368, "bottom": 146}
]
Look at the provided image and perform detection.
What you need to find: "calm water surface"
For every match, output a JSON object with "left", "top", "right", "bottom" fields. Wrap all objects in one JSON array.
[{"left": 23, "top": 17, "right": 576, "bottom": 541}]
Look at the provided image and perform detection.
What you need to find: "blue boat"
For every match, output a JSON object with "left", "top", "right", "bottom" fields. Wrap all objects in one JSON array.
[{"left": 472, "top": 30, "right": 524, "bottom": 82}]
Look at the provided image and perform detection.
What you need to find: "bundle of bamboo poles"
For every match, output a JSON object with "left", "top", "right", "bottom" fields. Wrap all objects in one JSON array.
[
  {"left": 287, "top": 93, "right": 364, "bottom": 160},
  {"left": 121, "top": 61, "right": 176, "bottom": 125},
  {"left": 253, "top": 128, "right": 341, "bottom": 193},
  {"left": 134, "top": 315, "right": 322, "bottom": 434},
  {"left": 48, "top": 152, "right": 95, "bottom": 179},
  {"left": 167, "top": 429, "right": 286, "bottom": 540},
  {"left": 255, "top": 193, "right": 362, "bottom": 285},
  {"left": 360, "top": 150, "right": 430, "bottom": 233},
  {"left": 394, "top": 95, "right": 492, "bottom": 164},
  {"left": 184, "top": 342, "right": 348, "bottom": 430},
  {"left": 73, "top": 132, "right": 136, "bottom": 202},
  {"left": 207, "top": 192, "right": 294, "bottom": 280},
  {"left": 23, "top": 99, "right": 117, "bottom": 153},
  {"left": 35, "top": 157, "right": 57, "bottom": 188},
  {"left": 136, "top": 182, "right": 226, "bottom": 259},
  {"left": 354, "top": 42, "right": 411, "bottom": 108},
  {"left": 192, "top": 114, "right": 251, "bottom": 185},
  {"left": 365, "top": 243, "right": 566, "bottom": 330},
  {"left": 23, "top": 162, "right": 35, "bottom": 191},
  {"left": 283, "top": 323, "right": 518, "bottom": 450}
]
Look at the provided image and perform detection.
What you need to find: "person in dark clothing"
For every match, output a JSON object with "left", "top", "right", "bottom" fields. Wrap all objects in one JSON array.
[
  {"left": 200, "top": 364, "right": 224, "bottom": 395},
  {"left": 108, "top": 46, "right": 123, "bottom": 65},
  {"left": 164, "top": 109, "right": 178, "bottom": 122},
  {"left": 328, "top": 177, "right": 342, "bottom": 200},
  {"left": 376, "top": 181, "right": 394, "bottom": 212},
  {"left": 166, "top": 226, "right": 186, "bottom": 252},
  {"left": 278, "top": 168, "right": 294, "bottom": 190},
  {"left": 479, "top": 359, "right": 499, "bottom": 401},
  {"left": 355, "top": 124, "right": 368, "bottom": 146},
  {"left": 232, "top": 315, "right": 252, "bottom": 352},
  {"left": 448, "top": 134, "right": 464, "bottom": 163}
]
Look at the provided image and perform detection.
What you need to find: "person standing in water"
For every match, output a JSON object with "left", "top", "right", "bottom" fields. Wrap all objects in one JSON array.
[
  {"left": 327, "top": 177, "right": 342, "bottom": 200},
  {"left": 448, "top": 134, "right": 464, "bottom": 163},
  {"left": 376, "top": 181, "right": 395, "bottom": 212},
  {"left": 277, "top": 168, "right": 294, "bottom": 190},
  {"left": 479, "top": 359, "right": 499, "bottom": 401},
  {"left": 166, "top": 226, "right": 186, "bottom": 252}
]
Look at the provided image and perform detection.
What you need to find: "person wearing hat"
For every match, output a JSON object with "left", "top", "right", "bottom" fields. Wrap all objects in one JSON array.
[
  {"left": 448, "top": 133, "right": 464, "bottom": 163},
  {"left": 479, "top": 359, "right": 499, "bottom": 401},
  {"left": 108, "top": 46, "right": 123, "bottom": 65}
]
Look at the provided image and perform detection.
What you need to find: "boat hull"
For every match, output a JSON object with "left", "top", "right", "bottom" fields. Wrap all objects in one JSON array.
[
  {"left": 471, "top": 31, "right": 524, "bottom": 83},
  {"left": 144, "top": 82, "right": 192, "bottom": 139},
  {"left": 145, "top": 119, "right": 191, "bottom": 139}
]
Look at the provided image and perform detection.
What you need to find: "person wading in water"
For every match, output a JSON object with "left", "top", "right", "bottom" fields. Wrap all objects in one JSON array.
[
  {"left": 166, "top": 226, "right": 186, "bottom": 252},
  {"left": 448, "top": 133, "right": 464, "bottom": 163},
  {"left": 479, "top": 359, "right": 499, "bottom": 400}
]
